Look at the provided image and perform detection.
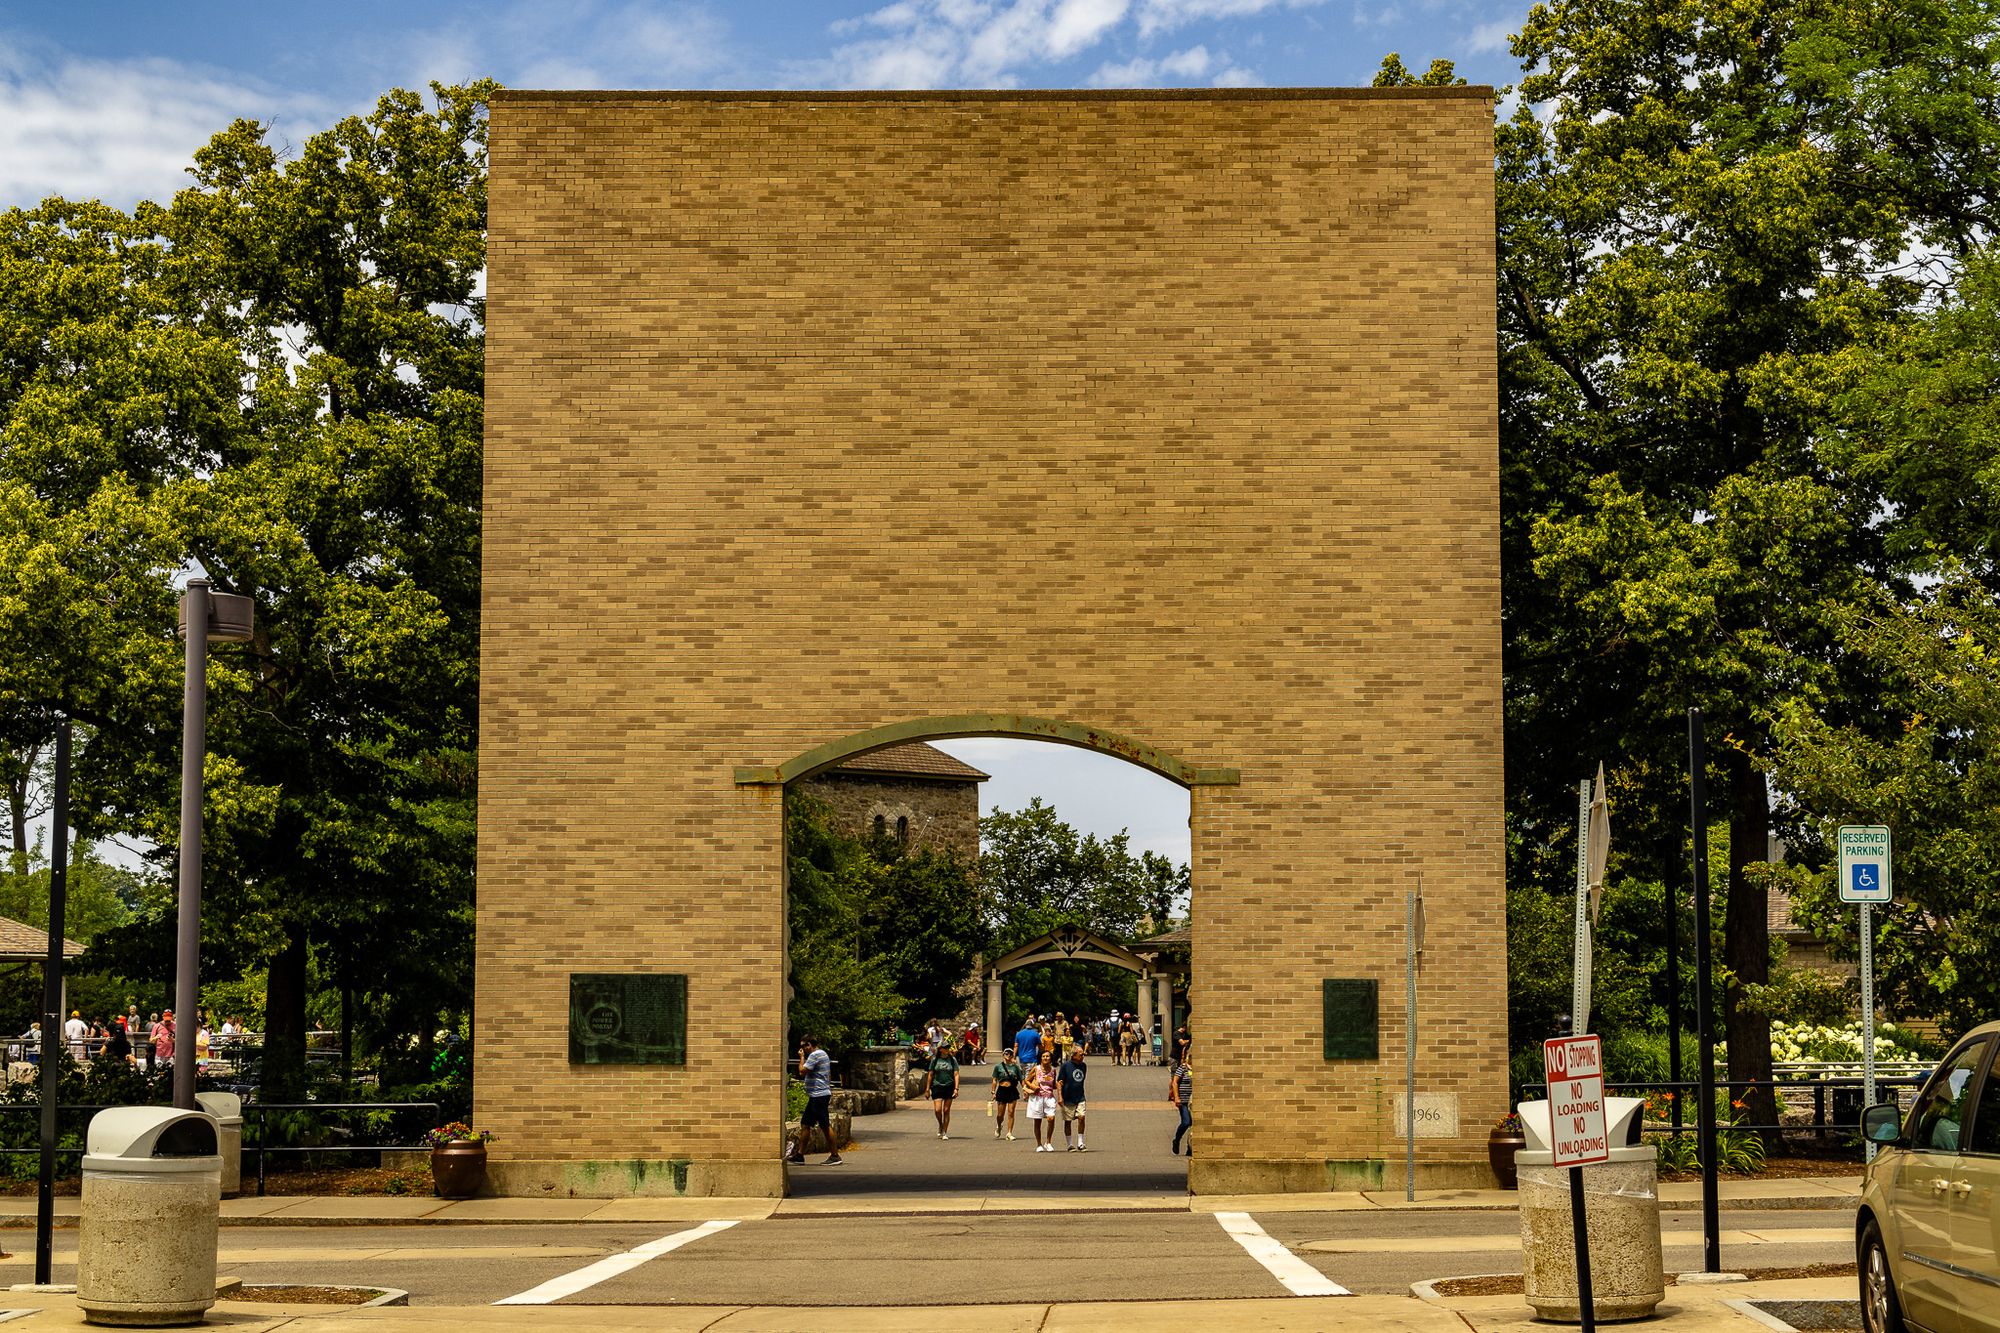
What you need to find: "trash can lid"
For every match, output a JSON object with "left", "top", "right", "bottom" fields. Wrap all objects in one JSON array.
[
  {"left": 194, "top": 1091, "right": 242, "bottom": 1124},
  {"left": 83, "top": 1107, "right": 220, "bottom": 1173}
]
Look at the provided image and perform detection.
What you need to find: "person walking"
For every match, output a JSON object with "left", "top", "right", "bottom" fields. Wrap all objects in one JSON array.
[
  {"left": 1169, "top": 1049, "right": 1194, "bottom": 1155},
  {"left": 1120, "top": 1015, "right": 1140, "bottom": 1067},
  {"left": 1024, "top": 1048, "right": 1058, "bottom": 1152},
  {"left": 990, "top": 1047, "right": 1022, "bottom": 1141},
  {"left": 63, "top": 1010, "right": 87, "bottom": 1061},
  {"left": 788, "top": 1036, "right": 842, "bottom": 1165},
  {"left": 928, "top": 1037, "right": 961, "bottom": 1139},
  {"left": 1014, "top": 1017, "right": 1041, "bottom": 1067},
  {"left": 1057, "top": 1042, "right": 1089, "bottom": 1151}
]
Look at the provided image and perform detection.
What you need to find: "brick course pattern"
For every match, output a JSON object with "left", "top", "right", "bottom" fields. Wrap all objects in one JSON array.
[{"left": 481, "top": 88, "right": 1505, "bottom": 1197}]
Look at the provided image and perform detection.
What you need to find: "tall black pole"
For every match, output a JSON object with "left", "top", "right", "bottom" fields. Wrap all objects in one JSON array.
[
  {"left": 174, "top": 579, "right": 209, "bottom": 1111},
  {"left": 1689, "top": 707, "right": 1720, "bottom": 1273},
  {"left": 1665, "top": 839, "right": 1683, "bottom": 1136},
  {"left": 35, "top": 712, "right": 71, "bottom": 1286}
]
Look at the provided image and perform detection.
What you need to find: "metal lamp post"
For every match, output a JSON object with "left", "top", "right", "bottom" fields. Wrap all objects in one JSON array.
[{"left": 174, "top": 578, "right": 254, "bottom": 1111}]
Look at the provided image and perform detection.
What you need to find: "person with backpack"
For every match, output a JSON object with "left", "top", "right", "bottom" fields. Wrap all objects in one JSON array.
[{"left": 928, "top": 1038, "right": 961, "bottom": 1139}]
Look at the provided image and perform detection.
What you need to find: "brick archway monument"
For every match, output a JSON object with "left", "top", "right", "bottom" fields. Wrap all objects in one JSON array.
[{"left": 479, "top": 86, "right": 1506, "bottom": 1199}]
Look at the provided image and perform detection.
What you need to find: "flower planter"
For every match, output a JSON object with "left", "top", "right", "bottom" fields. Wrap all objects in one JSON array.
[
  {"left": 1489, "top": 1130, "right": 1526, "bottom": 1189},
  {"left": 430, "top": 1141, "right": 488, "bottom": 1199}
]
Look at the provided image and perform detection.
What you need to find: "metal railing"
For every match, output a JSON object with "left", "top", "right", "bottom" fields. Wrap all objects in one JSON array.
[
  {"left": 0, "top": 1099, "right": 441, "bottom": 1197},
  {"left": 1520, "top": 1076, "right": 1931, "bottom": 1145},
  {"left": 248, "top": 1101, "right": 440, "bottom": 1196}
]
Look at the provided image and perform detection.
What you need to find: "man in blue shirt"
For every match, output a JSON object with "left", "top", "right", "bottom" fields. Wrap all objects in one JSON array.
[
  {"left": 788, "top": 1036, "right": 842, "bottom": 1165},
  {"left": 1015, "top": 1020, "right": 1041, "bottom": 1066}
]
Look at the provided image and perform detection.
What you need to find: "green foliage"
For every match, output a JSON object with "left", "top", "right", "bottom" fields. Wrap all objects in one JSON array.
[
  {"left": 1371, "top": 54, "right": 1466, "bottom": 87},
  {"left": 1737, "top": 966, "right": 1853, "bottom": 1027},
  {"left": 1770, "top": 573, "right": 2000, "bottom": 1039},
  {"left": 1655, "top": 1134, "right": 1698, "bottom": 1174}
]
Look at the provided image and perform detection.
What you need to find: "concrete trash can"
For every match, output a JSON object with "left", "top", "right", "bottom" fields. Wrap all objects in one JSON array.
[
  {"left": 77, "top": 1107, "right": 222, "bottom": 1327},
  {"left": 1514, "top": 1097, "right": 1664, "bottom": 1322},
  {"left": 193, "top": 1092, "right": 243, "bottom": 1197}
]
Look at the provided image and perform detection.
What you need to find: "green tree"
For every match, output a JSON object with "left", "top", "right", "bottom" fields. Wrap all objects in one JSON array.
[
  {"left": 785, "top": 790, "right": 906, "bottom": 1051},
  {"left": 1770, "top": 574, "right": 2000, "bottom": 1037},
  {"left": 1488, "top": 0, "right": 2000, "bottom": 1130},
  {"left": 114, "top": 83, "right": 490, "bottom": 1095}
]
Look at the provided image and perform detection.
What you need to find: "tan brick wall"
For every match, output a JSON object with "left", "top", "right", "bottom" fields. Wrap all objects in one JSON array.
[{"left": 480, "top": 89, "right": 1505, "bottom": 1196}]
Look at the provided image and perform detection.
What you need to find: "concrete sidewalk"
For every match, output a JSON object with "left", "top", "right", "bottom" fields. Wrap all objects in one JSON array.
[
  {"left": 0, "top": 1276, "right": 1854, "bottom": 1329},
  {"left": 0, "top": 1172, "right": 1864, "bottom": 1226}
]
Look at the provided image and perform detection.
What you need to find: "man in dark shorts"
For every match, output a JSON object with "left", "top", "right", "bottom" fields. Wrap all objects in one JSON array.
[
  {"left": 991, "top": 1047, "right": 1023, "bottom": 1140},
  {"left": 929, "top": 1038, "right": 961, "bottom": 1139},
  {"left": 789, "top": 1036, "right": 842, "bottom": 1165},
  {"left": 1057, "top": 1043, "right": 1089, "bottom": 1151}
]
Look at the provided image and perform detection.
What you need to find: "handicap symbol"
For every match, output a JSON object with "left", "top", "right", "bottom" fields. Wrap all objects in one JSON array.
[{"left": 1853, "top": 864, "right": 1879, "bottom": 894}]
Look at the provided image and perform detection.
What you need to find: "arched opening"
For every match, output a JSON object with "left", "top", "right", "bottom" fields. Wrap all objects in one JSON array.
[{"left": 750, "top": 717, "right": 1220, "bottom": 1197}]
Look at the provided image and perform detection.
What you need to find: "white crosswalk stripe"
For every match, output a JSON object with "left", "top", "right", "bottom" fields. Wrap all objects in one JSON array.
[
  {"left": 493, "top": 1220, "right": 739, "bottom": 1304},
  {"left": 1213, "top": 1211, "right": 1351, "bottom": 1297}
]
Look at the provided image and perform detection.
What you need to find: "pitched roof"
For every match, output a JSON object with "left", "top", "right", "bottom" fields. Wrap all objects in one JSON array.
[
  {"left": 1130, "top": 924, "right": 1190, "bottom": 950},
  {"left": 825, "top": 742, "right": 989, "bottom": 782},
  {"left": 0, "top": 916, "right": 84, "bottom": 961}
]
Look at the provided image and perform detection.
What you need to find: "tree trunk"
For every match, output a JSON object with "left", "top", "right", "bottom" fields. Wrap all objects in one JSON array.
[
  {"left": 262, "top": 931, "right": 310, "bottom": 1100},
  {"left": 1724, "top": 752, "right": 1777, "bottom": 1147}
]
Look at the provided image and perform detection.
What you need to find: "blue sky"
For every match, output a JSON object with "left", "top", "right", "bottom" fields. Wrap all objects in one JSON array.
[
  {"left": 1, "top": 0, "right": 1533, "bottom": 209},
  {"left": 9, "top": 0, "right": 1531, "bottom": 869}
]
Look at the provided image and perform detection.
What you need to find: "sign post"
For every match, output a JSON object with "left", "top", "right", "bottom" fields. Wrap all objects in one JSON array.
[
  {"left": 1571, "top": 781, "right": 1592, "bottom": 1034},
  {"left": 1838, "top": 826, "right": 1891, "bottom": 1160},
  {"left": 1546, "top": 1034, "right": 1609, "bottom": 1333}
]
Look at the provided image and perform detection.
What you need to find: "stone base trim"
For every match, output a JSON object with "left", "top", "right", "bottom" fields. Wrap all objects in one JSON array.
[
  {"left": 485, "top": 1158, "right": 785, "bottom": 1199},
  {"left": 1190, "top": 1158, "right": 1499, "bottom": 1194}
]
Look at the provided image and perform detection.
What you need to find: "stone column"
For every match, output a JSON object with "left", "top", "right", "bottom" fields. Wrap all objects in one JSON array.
[
  {"left": 1156, "top": 975, "right": 1174, "bottom": 1064},
  {"left": 1136, "top": 974, "right": 1153, "bottom": 1049},
  {"left": 985, "top": 975, "right": 1003, "bottom": 1053}
]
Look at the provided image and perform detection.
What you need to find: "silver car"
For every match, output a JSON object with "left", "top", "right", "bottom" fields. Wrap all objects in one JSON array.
[{"left": 1859, "top": 1020, "right": 2000, "bottom": 1333}]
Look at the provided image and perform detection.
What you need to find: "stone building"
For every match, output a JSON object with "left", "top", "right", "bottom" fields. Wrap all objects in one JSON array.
[{"left": 797, "top": 742, "right": 986, "bottom": 860}]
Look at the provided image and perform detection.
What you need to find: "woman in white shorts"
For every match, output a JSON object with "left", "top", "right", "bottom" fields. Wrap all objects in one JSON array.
[{"left": 1024, "top": 1049, "right": 1059, "bottom": 1152}]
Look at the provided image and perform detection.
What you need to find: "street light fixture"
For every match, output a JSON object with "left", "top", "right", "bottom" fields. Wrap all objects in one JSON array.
[{"left": 173, "top": 578, "right": 253, "bottom": 1112}]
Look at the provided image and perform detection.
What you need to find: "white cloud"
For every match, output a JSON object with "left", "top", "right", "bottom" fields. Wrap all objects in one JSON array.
[
  {"left": 1088, "top": 43, "right": 1209, "bottom": 85},
  {"left": 406, "top": 1, "right": 733, "bottom": 90},
  {"left": 1465, "top": 18, "right": 1513, "bottom": 54},
  {"left": 805, "top": 0, "right": 1294, "bottom": 89},
  {"left": 1133, "top": 0, "right": 1331, "bottom": 39},
  {"left": 0, "top": 39, "right": 329, "bottom": 209},
  {"left": 931, "top": 739, "right": 1192, "bottom": 867},
  {"left": 1209, "top": 63, "right": 1264, "bottom": 85}
]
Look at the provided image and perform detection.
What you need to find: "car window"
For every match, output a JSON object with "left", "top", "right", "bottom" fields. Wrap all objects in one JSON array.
[
  {"left": 1971, "top": 1043, "right": 2000, "bottom": 1155},
  {"left": 1906, "top": 1037, "right": 1991, "bottom": 1153}
]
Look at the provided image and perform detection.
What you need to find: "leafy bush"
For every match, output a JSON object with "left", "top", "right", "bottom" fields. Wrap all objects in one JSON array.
[
  {"left": 1655, "top": 1134, "right": 1697, "bottom": 1173},
  {"left": 786, "top": 1078, "right": 807, "bottom": 1122}
]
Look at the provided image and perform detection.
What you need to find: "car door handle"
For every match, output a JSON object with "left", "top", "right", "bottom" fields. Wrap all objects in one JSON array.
[
  {"left": 1931, "top": 1178, "right": 1953, "bottom": 1191},
  {"left": 1951, "top": 1181, "right": 1973, "bottom": 1195}
]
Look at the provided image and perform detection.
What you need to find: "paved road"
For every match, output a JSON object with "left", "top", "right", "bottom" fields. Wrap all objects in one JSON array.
[
  {"left": 0, "top": 1208, "right": 1855, "bottom": 1306},
  {"left": 788, "top": 1058, "right": 1188, "bottom": 1199}
]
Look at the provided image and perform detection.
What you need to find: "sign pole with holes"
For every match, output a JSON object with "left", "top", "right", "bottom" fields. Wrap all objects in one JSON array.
[
  {"left": 1838, "top": 826, "right": 1891, "bottom": 1160},
  {"left": 1546, "top": 1034, "right": 1609, "bottom": 1333}
]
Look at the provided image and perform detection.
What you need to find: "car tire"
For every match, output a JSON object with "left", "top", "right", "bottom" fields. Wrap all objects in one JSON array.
[{"left": 1860, "top": 1218, "right": 1907, "bottom": 1333}]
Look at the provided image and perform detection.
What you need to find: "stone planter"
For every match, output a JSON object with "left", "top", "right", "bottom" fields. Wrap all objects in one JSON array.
[
  {"left": 1488, "top": 1130, "right": 1525, "bottom": 1189},
  {"left": 430, "top": 1141, "right": 488, "bottom": 1199}
]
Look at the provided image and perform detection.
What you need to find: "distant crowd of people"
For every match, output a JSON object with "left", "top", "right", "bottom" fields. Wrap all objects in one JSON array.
[
  {"left": 787, "top": 1011, "right": 1194, "bottom": 1165},
  {"left": 12, "top": 1006, "right": 250, "bottom": 1073}
]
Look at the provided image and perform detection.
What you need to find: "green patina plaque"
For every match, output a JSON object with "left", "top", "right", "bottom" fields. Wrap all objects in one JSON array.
[
  {"left": 1323, "top": 978, "right": 1378, "bottom": 1060},
  {"left": 569, "top": 973, "right": 688, "bottom": 1066}
]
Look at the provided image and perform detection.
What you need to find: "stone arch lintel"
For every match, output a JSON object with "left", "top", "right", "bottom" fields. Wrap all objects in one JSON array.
[{"left": 735, "top": 714, "right": 1239, "bottom": 788}]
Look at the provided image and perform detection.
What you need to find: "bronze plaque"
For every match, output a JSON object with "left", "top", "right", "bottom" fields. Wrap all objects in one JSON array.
[
  {"left": 1323, "top": 978, "right": 1378, "bottom": 1060},
  {"left": 569, "top": 973, "right": 688, "bottom": 1065}
]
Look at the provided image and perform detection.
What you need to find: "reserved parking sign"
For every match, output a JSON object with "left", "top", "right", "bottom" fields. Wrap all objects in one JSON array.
[{"left": 1544, "top": 1034, "right": 1610, "bottom": 1167}]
